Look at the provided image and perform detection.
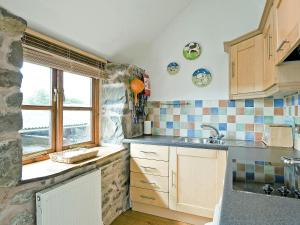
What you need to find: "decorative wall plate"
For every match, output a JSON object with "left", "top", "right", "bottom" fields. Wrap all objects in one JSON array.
[
  {"left": 167, "top": 62, "right": 180, "bottom": 75},
  {"left": 183, "top": 42, "right": 201, "bottom": 60},
  {"left": 192, "top": 68, "right": 212, "bottom": 87}
]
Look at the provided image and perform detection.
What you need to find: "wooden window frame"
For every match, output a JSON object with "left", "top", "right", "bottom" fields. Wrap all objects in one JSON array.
[{"left": 22, "top": 66, "right": 100, "bottom": 165}]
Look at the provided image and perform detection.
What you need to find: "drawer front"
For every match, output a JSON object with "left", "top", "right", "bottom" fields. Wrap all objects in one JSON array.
[
  {"left": 130, "top": 158, "right": 169, "bottom": 177},
  {"left": 130, "top": 144, "right": 169, "bottom": 161},
  {"left": 130, "top": 172, "right": 169, "bottom": 193},
  {"left": 130, "top": 187, "right": 168, "bottom": 208}
]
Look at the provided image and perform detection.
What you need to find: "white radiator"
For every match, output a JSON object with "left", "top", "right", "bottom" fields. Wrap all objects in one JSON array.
[{"left": 36, "top": 169, "right": 102, "bottom": 225}]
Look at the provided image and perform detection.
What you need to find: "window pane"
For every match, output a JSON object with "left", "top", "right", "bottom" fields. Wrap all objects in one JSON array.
[
  {"left": 63, "top": 72, "right": 92, "bottom": 107},
  {"left": 63, "top": 111, "right": 91, "bottom": 146},
  {"left": 21, "top": 110, "right": 51, "bottom": 155},
  {"left": 21, "top": 62, "right": 52, "bottom": 105}
]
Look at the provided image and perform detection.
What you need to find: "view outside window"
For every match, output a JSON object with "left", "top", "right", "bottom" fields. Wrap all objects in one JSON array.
[
  {"left": 63, "top": 72, "right": 91, "bottom": 107},
  {"left": 20, "top": 62, "right": 52, "bottom": 155},
  {"left": 63, "top": 72, "right": 92, "bottom": 146},
  {"left": 63, "top": 111, "right": 91, "bottom": 146},
  {"left": 20, "top": 62, "right": 95, "bottom": 157}
]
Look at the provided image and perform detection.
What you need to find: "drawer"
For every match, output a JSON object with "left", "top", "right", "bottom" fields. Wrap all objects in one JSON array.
[
  {"left": 130, "top": 144, "right": 169, "bottom": 161},
  {"left": 130, "top": 187, "right": 168, "bottom": 208},
  {"left": 130, "top": 172, "right": 169, "bottom": 193},
  {"left": 130, "top": 158, "right": 168, "bottom": 177}
]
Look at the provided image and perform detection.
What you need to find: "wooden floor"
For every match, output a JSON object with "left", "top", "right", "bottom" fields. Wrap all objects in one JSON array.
[{"left": 111, "top": 210, "right": 194, "bottom": 225}]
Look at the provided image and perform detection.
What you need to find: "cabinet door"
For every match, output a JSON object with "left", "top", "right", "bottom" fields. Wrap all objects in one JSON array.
[
  {"left": 169, "top": 147, "right": 226, "bottom": 218},
  {"left": 263, "top": 7, "right": 276, "bottom": 90},
  {"left": 275, "top": 0, "right": 300, "bottom": 63},
  {"left": 231, "top": 35, "right": 264, "bottom": 95}
]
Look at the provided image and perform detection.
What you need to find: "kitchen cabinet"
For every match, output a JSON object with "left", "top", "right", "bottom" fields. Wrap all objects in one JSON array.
[
  {"left": 274, "top": 0, "right": 300, "bottom": 64},
  {"left": 229, "top": 35, "right": 264, "bottom": 96},
  {"left": 130, "top": 143, "right": 227, "bottom": 224},
  {"left": 225, "top": 0, "right": 300, "bottom": 100},
  {"left": 263, "top": 6, "right": 276, "bottom": 90},
  {"left": 169, "top": 147, "right": 227, "bottom": 218}
]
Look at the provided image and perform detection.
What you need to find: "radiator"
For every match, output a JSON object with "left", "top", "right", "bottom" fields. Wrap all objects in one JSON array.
[{"left": 36, "top": 169, "right": 102, "bottom": 225}]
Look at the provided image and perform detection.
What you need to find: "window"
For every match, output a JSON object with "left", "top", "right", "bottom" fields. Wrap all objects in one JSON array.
[{"left": 21, "top": 62, "right": 99, "bottom": 163}]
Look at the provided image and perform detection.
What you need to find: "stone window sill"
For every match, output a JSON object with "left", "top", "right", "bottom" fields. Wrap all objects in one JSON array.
[{"left": 21, "top": 145, "right": 126, "bottom": 183}]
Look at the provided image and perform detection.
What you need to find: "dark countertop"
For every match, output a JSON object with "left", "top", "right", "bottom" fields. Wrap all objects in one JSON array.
[
  {"left": 123, "top": 135, "right": 266, "bottom": 150},
  {"left": 124, "top": 135, "right": 300, "bottom": 225},
  {"left": 220, "top": 147, "right": 300, "bottom": 225}
]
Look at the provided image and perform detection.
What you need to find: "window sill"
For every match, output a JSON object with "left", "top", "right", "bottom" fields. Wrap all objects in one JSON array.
[{"left": 21, "top": 145, "right": 126, "bottom": 183}]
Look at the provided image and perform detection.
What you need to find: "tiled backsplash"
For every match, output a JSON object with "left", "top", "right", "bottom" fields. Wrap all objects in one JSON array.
[{"left": 147, "top": 98, "right": 287, "bottom": 141}]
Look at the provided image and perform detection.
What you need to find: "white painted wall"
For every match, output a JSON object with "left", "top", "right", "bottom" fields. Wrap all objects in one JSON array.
[{"left": 131, "top": 0, "right": 266, "bottom": 101}]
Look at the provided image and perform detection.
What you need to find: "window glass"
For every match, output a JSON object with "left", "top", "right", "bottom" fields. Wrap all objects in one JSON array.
[
  {"left": 21, "top": 110, "right": 51, "bottom": 155},
  {"left": 21, "top": 62, "right": 52, "bottom": 105},
  {"left": 63, "top": 111, "right": 91, "bottom": 146},
  {"left": 63, "top": 72, "right": 92, "bottom": 107}
]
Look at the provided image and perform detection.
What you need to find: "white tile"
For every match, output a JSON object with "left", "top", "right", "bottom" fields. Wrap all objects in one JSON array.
[
  {"left": 203, "top": 100, "right": 218, "bottom": 107},
  {"left": 227, "top": 123, "right": 236, "bottom": 132},
  {"left": 218, "top": 115, "right": 227, "bottom": 123},
  {"left": 263, "top": 107, "right": 274, "bottom": 116},
  {"left": 166, "top": 114, "right": 173, "bottom": 121},
  {"left": 236, "top": 115, "right": 254, "bottom": 123},
  {"left": 160, "top": 122, "right": 166, "bottom": 128},
  {"left": 202, "top": 115, "right": 211, "bottom": 123},
  {"left": 173, "top": 108, "right": 180, "bottom": 115},
  {"left": 273, "top": 116, "right": 284, "bottom": 124},
  {"left": 236, "top": 131, "right": 245, "bottom": 140},
  {"left": 180, "top": 129, "right": 187, "bottom": 137},
  {"left": 210, "top": 115, "right": 219, "bottom": 123},
  {"left": 195, "top": 108, "right": 203, "bottom": 115},
  {"left": 254, "top": 99, "right": 264, "bottom": 107},
  {"left": 166, "top": 129, "right": 173, "bottom": 136},
  {"left": 180, "top": 115, "right": 188, "bottom": 122},
  {"left": 227, "top": 108, "right": 236, "bottom": 115}
]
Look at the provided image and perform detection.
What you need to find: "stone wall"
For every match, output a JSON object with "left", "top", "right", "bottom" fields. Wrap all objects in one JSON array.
[
  {"left": 0, "top": 149, "right": 130, "bottom": 225},
  {"left": 0, "top": 7, "right": 26, "bottom": 187},
  {"left": 101, "top": 63, "right": 143, "bottom": 145}
]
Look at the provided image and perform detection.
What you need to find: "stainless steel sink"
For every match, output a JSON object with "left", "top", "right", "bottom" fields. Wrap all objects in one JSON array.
[{"left": 177, "top": 137, "right": 225, "bottom": 145}]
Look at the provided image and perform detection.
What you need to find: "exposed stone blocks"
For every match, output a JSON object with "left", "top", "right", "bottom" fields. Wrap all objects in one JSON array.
[
  {"left": 0, "top": 7, "right": 26, "bottom": 187},
  {"left": 102, "top": 64, "right": 143, "bottom": 145}
]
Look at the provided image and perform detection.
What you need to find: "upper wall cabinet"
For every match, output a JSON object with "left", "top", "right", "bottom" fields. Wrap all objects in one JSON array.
[
  {"left": 274, "top": 0, "right": 300, "bottom": 64},
  {"left": 230, "top": 35, "right": 264, "bottom": 96},
  {"left": 225, "top": 0, "right": 300, "bottom": 100}
]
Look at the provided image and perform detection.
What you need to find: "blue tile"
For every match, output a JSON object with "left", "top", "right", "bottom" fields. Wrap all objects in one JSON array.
[
  {"left": 219, "top": 123, "right": 227, "bottom": 131},
  {"left": 187, "top": 115, "right": 195, "bottom": 122},
  {"left": 228, "top": 100, "right": 236, "bottom": 107},
  {"left": 187, "top": 129, "right": 195, "bottom": 137},
  {"left": 254, "top": 116, "right": 264, "bottom": 124},
  {"left": 245, "top": 99, "right": 254, "bottom": 107},
  {"left": 160, "top": 108, "right": 167, "bottom": 114},
  {"left": 245, "top": 132, "right": 254, "bottom": 141},
  {"left": 195, "top": 100, "right": 203, "bottom": 108},
  {"left": 274, "top": 99, "right": 284, "bottom": 108},
  {"left": 275, "top": 175, "right": 284, "bottom": 184},
  {"left": 211, "top": 107, "right": 219, "bottom": 115},
  {"left": 298, "top": 95, "right": 300, "bottom": 105},
  {"left": 246, "top": 172, "right": 255, "bottom": 181},
  {"left": 173, "top": 100, "right": 180, "bottom": 108},
  {"left": 166, "top": 121, "right": 173, "bottom": 129},
  {"left": 292, "top": 96, "right": 295, "bottom": 105}
]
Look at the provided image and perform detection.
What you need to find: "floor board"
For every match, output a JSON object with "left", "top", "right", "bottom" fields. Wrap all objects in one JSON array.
[{"left": 111, "top": 210, "right": 196, "bottom": 225}]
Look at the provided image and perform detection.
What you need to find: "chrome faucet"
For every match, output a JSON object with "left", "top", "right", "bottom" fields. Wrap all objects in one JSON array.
[{"left": 201, "top": 124, "right": 224, "bottom": 140}]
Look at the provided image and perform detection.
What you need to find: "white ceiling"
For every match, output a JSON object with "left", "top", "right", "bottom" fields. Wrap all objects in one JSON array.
[{"left": 0, "top": 0, "right": 193, "bottom": 62}]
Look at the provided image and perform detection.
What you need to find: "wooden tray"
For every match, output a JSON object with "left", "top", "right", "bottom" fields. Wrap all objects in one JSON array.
[{"left": 49, "top": 148, "right": 99, "bottom": 164}]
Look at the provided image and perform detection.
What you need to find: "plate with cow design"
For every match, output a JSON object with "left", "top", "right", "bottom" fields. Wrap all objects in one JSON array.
[{"left": 183, "top": 42, "right": 201, "bottom": 60}]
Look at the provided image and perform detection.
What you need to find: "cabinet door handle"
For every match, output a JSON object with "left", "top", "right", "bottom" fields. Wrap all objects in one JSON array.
[
  {"left": 171, "top": 170, "right": 176, "bottom": 187},
  {"left": 140, "top": 195, "right": 155, "bottom": 200},
  {"left": 268, "top": 35, "right": 273, "bottom": 59},
  {"left": 231, "top": 62, "right": 235, "bottom": 78},
  {"left": 140, "top": 151, "right": 157, "bottom": 155},
  {"left": 140, "top": 180, "right": 158, "bottom": 187},
  {"left": 141, "top": 166, "right": 157, "bottom": 171},
  {"left": 276, "top": 39, "right": 289, "bottom": 52}
]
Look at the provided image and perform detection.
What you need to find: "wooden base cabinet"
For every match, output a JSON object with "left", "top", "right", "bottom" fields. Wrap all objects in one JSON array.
[{"left": 169, "top": 147, "right": 227, "bottom": 219}]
